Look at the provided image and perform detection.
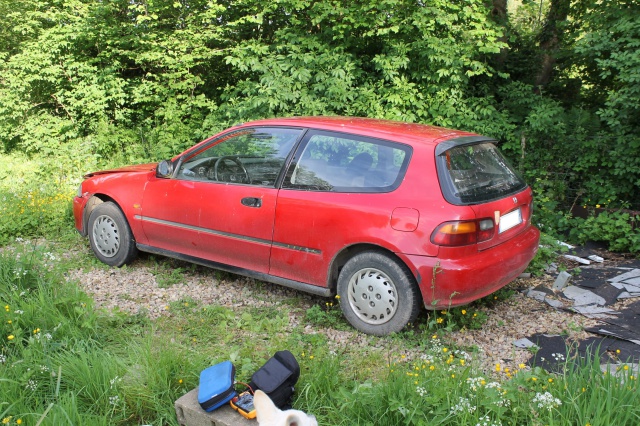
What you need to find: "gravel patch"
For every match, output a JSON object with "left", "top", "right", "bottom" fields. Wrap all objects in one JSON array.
[{"left": 65, "top": 256, "right": 604, "bottom": 375}]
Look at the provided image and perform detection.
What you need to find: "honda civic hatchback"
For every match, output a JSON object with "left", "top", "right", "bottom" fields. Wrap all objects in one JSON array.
[{"left": 73, "top": 116, "right": 539, "bottom": 335}]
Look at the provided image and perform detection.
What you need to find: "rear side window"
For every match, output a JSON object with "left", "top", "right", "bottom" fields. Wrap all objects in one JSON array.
[
  {"left": 437, "top": 142, "right": 526, "bottom": 205},
  {"left": 282, "top": 130, "right": 411, "bottom": 193}
]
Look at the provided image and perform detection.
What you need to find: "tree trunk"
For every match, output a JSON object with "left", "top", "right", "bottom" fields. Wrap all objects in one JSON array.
[{"left": 535, "top": 0, "right": 570, "bottom": 89}]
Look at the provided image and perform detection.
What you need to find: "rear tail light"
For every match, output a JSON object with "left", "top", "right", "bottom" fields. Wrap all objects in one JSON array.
[{"left": 431, "top": 219, "right": 495, "bottom": 246}]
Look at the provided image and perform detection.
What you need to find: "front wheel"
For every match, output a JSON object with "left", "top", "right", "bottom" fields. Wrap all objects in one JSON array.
[
  {"left": 87, "top": 201, "right": 138, "bottom": 267},
  {"left": 337, "top": 251, "right": 421, "bottom": 336}
]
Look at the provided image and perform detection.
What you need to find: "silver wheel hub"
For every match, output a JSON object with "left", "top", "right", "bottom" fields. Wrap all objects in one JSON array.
[
  {"left": 92, "top": 215, "right": 120, "bottom": 258},
  {"left": 347, "top": 268, "right": 397, "bottom": 325}
]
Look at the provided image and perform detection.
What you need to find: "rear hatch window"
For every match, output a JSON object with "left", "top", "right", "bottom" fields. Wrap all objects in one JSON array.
[{"left": 436, "top": 141, "right": 526, "bottom": 205}]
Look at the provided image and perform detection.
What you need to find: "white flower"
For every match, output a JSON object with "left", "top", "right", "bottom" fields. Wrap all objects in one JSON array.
[
  {"left": 26, "top": 379, "right": 38, "bottom": 391},
  {"left": 0, "top": 354, "right": 6, "bottom": 364},
  {"left": 475, "top": 414, "right": 502, "bottom": 426},
  {"left": 450, "top": 397, "right": 476, "bottom": 414},
  {"left": 109, "top": 395, "right": 120, "bottom": 405},
  {"left": 416, "top": 386, "right": 427, "bottom": 397},
  {"left": 532, "top": 391, "right": 562, "bottom": 410}
]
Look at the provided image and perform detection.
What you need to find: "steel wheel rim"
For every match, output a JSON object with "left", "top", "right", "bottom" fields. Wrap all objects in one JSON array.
[
  {"left": 92, "top": 215, "right": 120, "bottom": 258},
  {"left": 346, "top": 267, "right": 398, "bottom": 325}
]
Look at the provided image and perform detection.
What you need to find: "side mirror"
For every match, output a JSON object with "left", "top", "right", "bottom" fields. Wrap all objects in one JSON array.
[{"left": 156, "top": 160, "right": 174, "bottom": 178}]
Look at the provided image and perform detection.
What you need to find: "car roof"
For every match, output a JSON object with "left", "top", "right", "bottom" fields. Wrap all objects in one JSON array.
[{"left": 237, "top": 116, "right": 478, "bottom": 146}]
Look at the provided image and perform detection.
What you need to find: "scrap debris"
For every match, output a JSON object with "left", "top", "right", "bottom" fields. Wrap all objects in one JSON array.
[{"left": 520, "top": 242, "right": 640, "bottom": 372}]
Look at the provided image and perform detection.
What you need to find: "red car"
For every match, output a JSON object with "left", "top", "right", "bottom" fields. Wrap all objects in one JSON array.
[{"left": 74, "top": 117, "right": 539, "bottom": 335}]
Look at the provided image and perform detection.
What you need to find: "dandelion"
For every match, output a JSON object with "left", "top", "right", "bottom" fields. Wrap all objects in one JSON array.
[
  {"left": 432, "top": 334, "right": 438, "bottom": 339},
  {"left": 616, "top": 349, "right": 621, "bottom": 354},
  {"left": 624, "top": 365, "right": 629, "bottom": 371},
  {"left": 335, "top": 295, "right": 340, "bottom": 300},
  {"left": 309, "top": 355, "right": 314, "bottom": 360},
  {"left": 519, "top": 363, "right": 526, "bottom": 369},
  {"left": 443, "top": 348, "right": 448, "bottom": 353},
  {"left": 179, "top": 379, "right": 183, "bottom": 384},
  {"left": 430, "top": 365, "right": 435, "bottom": 371},
  {"left": 16, "top": 420, "right": 22, "bottom": 425},
  {"left": 548, "top": 378, "right": 553, "bottom": 383},
  {"left": 7, "top": 335, "right": 14, "bottom": 341},
  {"left": 495, "top": 364, "right": 501, "bottom": 372},
  {"left": 461, "top": 310, "right": 467, "bottom": 315}
]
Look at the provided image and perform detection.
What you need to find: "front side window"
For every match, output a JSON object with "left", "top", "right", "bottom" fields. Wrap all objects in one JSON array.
[
  {"left": 437, "top": 142, "right": 526, "bottom": 204},
  {"left": 177, "top": 127, "right": 303, "bottom": 186},
  {"left": 283, "top": 131, "right": 411, "bottom": 193}
]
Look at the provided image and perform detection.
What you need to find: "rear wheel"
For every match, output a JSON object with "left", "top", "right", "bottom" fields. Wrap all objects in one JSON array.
[
  {"left": 88, "top": 201, "right": 138, "bottom": 267},
  {"left": 337, "top": 251, "right": 421, "bottom": 336}
]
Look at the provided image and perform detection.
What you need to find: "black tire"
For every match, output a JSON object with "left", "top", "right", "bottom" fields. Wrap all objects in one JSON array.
[
  {"left": 87, "top": 201, "right": 138, "bottom": 267},
  {"left": 337, "top": 251, "right": 421, "bottom": 336}
]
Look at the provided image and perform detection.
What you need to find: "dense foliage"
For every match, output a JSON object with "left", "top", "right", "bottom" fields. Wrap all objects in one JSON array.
[{"left": 0, "top": 0, "right": 638, "bottom": 249}]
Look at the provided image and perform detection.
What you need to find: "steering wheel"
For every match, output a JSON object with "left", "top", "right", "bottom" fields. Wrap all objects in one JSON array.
[{"left": 213, "top": 156, "right": 251, "bottom": 183}]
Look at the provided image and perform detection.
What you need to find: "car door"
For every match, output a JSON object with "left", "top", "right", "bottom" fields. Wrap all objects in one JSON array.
[
  {"left": 270, "top": 130, "right": 412, "bottom": 286},
  {"left": 174, "top": 127, "right": 304, "bottom": 273}
]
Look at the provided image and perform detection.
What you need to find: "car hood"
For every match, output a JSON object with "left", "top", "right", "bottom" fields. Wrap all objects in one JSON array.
[{"left": 83, "top": 163, "right": 158, "bottom": 178}]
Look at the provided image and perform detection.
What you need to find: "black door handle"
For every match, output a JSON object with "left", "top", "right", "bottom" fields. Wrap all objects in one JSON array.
[{"left": 241, "top": 197, "right": 262, "bottom": 208}]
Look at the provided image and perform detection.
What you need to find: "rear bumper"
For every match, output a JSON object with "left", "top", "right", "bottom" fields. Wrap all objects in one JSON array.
[{"left": 401, "top": 225, "right": 540, "bottom": 308}]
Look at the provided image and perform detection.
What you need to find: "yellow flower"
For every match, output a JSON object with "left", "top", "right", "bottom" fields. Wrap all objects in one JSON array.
[
  {"left": 616, "top": 349, "right": 621, "bottom": 354},
  {"left": 34, "top": 328, "right": 41, "bottom": 334},
  {"left": 481, "top": 380, "right": 486, "bottom": 385},
  {"left": 624, "top": 365, "right": 629, "bottom": 371},
  {"left": 451, "top": 374, "right": 455, "bottom": 378},
  {"left": 582, "top": 387, "right": 586, "bottom": 392},
  {"left": 401, "top": 355, "right": 406, "bottom": 359},
  {"left": 335, "top": 295, "right": 340, "bottom": 300},
  {"left": 437, "top": 318, "right": 444, "bottom": 324},
  {"left": 414, "top": 381, "right": 418, "bottom": 385},
  {"left": 495, "top": 364, "right": 501, "bottom": 372},
  {"left": 443, "top": 348, "right": 448, "bottom": 353},
  {"left": 473, "top": 313, "right": 477, "bottom": 317},
  {"left": 7, "top": 320, "right": 11, "bottom": 324},
  {"left": 461, "top": 310, "right": 466, "bottom": 315},
  {"left": 2, "top": 417, "right": 11, "bottom": 424},
  {"left": 7, "top": 335, "right": 14, "bottom": 341},
  {"left": 532, "top": 377, "right": 537, "bottom": 382},
  {"left": 309, "top": 355, "right": 314, "bottom": 360},
  {"left": 179, "top": 379, "right": 183, "bottom": 384},
  {"left": 548, "top": 378, "right": 553, "bottom": 383},
  {"left": 518, "top": 363, "right": 525, "bottom": 369},
  {"left": 596, "top": 204, "right": 601, "bottom": 208},
  {"left": 3, "top": 305, "right": 8, "bottom": 312},
  {"left": 432, "top": 334, "right": 438, "bottom": 339},
  {"left": 16, "top": 420, "right": 22, "bottom": 425},
  {"left": 460, "top": 359, "right": 465, "bottom": 366},
  {"left": 430, "top": 365, "right": 435, "bottom": 371}
]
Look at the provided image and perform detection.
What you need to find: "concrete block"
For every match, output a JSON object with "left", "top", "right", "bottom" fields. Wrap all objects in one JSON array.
[{"left": 175, "top": 387, "right": 255, "bottom": 426}]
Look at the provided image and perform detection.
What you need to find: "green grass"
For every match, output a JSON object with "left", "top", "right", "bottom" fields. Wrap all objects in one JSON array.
[{"left": 2, "top": 243, "right": 640, "bottom": 425}]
